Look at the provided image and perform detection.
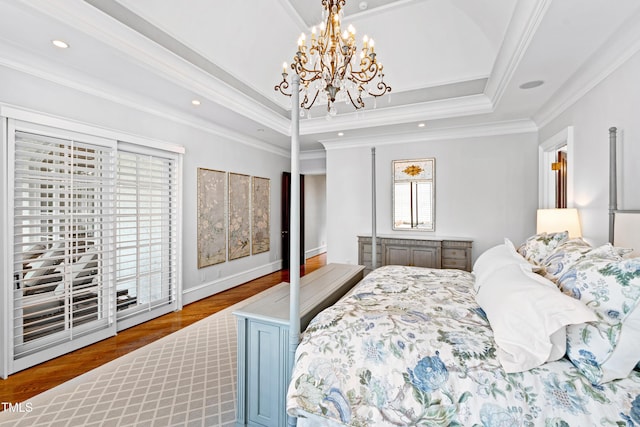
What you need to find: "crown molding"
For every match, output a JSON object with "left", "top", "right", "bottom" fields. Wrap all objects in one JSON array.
[
  {"left": 484, "top": 0, "right": 552, "bottom": 107},
  {"left": 278, "top": 0, "right": 309, "bottom": 31},
  {"left": 533, "top": 9, "right": 640, "bottom": 129},
  {"left": 321, "top": 119, "right": 538, "bottom": 151},
  {"left": 0, "top": 40, "right": 290, "bottom": 158},
  {"left": 300, "top": 94, "right": 493, "bottom": 135},
  {"left": 300, "top": 149, "right": 326, "bottom": 160},
  {"left": 15, "top": 0, "right": 291, "bottom": 136},
  {"left": 345, "top": 0, "right": 427, "bottom": 22}
]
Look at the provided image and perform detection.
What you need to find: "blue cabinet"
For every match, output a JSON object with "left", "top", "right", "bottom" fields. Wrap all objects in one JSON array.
[{"left": 234, "top": 263, "right": 364, "bottom": 427}]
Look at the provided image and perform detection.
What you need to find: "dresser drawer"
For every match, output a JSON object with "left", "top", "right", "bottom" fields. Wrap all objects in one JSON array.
[
  {"left": 442, "top": 248, "right": 466, "bottom": 259},
  {"left": 442, "top": 258, "right": 467, "bottom": 269}
]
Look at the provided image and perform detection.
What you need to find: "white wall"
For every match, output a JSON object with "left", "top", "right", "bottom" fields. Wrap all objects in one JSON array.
[
  {"left": 304, "top": 174, "right": 327, "bottom": 258},
  {"left": 0, "top": 65, "right": 290, "bottom": 305},
  {"left": 539, "top": 49, "right": 640, "bottom": 245},
  {"left": 325, "top": 132, "right": 539, "bottom": 265}
]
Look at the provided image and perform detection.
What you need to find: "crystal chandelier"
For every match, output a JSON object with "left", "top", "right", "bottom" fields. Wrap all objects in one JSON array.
[{"left": 275, "top": 0, "right": 391, "bottom": 115}]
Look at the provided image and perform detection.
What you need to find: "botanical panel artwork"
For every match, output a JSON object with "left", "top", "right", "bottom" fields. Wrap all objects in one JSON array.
[
  {"left": 252, "top": 176, "right": 270, "bottom": 254},
  {"left": 228, "top": 172, "right": 251, "bottom": 260},
  {"left": 197, "top": 168, "right": 226, "bottom": 268}
]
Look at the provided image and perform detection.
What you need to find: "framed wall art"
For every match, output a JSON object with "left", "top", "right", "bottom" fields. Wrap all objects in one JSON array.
[
  {"left": 197, "top": 168, "right": 227, "bottom": 268},
  {"left": 252, "top": 176, "right": 270, "bottom": 254},
  {"left": 228, "top": 172, "right": 251, "bottom": 260}
]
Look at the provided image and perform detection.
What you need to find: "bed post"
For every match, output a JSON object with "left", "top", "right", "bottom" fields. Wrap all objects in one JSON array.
[
  {"left": 371, "top": 147, "right": 377, "bottom": 270},
  {"left": 289, "top": 74, "right": 301, "bottom": 381},
  {"left": 609, "top": 127, "right": 617, "bottom": 244}
]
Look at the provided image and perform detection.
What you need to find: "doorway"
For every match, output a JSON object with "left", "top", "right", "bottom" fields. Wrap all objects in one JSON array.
[
  {"left": 539, "top": 126, "right": 574, "bottom": 208},
  {"left": 281, "top": 172, "right": 305, "bottom": 269}
]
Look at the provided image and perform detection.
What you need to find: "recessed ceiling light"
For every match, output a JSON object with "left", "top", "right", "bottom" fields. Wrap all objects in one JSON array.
[
  {"left": 519, "top": 80, "right": 544, "bottom": 90},
  {"left": 338, "top": 132, "right": 344, "bottom": 136},
  {"left": 418, "top": 123, "right": 426, "bottom": 128},
  {"left": 191, "top": 99, "right": 201, "bottom": 106},
  {"left": 52, "top": 39, "right": 69, "bottom": 49}
]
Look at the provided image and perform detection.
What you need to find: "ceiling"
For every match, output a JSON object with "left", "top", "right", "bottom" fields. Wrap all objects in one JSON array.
[{"left": 1, "top": 0, "right": 639, "bottom": 156}]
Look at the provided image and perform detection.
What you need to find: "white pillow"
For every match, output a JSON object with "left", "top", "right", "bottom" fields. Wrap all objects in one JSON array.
[
  {"left": 476, "top": 263, "right": 597, "bottom": 373},
  {"left": 472, "top": 238, "right": 530, "bottom": 291}
]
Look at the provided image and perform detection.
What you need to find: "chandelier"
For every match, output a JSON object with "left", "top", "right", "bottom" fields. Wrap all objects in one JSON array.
[{"left": 275, "top": 0, "right": 391, "bottom": 115}]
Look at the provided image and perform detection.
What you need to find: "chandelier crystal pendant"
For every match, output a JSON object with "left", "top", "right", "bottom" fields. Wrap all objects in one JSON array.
[{"left": 275, "top": 0, "right": 391, "bottom": 115}]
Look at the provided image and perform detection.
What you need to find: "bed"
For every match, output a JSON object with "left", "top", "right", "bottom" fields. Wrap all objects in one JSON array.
[{"left": 285, "top": 128, "right": 640, "bottom": 426}]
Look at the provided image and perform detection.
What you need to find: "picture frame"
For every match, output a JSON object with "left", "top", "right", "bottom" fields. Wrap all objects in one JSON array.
[
  {"left": 228, "top": 172, "right": 251, "bottom": 260},
  {"left": 197, "top": 168, "right": 227, "bottom": 268},
  {"left": 252, "top": 176, "right": 270, "bottom": 254}
]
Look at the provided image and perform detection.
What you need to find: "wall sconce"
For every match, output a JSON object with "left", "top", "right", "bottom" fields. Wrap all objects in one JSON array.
[{"left": 537, "top": 208, "right": 582, "bottom": 238}]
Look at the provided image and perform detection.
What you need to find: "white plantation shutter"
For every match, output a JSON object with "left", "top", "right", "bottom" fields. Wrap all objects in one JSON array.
[
  {"left": 116, "top": 150, "right": 178, "bottom": 325},
  {"left": 12, "top": 128, "right": 116, "bottom": 363},
  {"left": 4, "top": 111, "right": 182, "bottom": 376}
]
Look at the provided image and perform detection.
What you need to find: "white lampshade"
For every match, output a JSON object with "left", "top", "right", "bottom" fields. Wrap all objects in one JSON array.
[{"left": 536, "top": 208, "right": 582, "bottom": 238}]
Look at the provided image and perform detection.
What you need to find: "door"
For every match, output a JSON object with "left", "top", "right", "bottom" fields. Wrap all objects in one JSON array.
[{"left": 281, "top": 172, "right": 305, "bottom": 269}]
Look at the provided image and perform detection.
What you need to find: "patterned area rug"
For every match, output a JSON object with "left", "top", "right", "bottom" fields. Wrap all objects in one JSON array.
[{"left": 0, "top": 289, "right": 277, "bottom": 427}]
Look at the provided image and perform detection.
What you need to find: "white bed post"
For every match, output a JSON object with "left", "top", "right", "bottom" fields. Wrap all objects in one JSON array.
[
  {"left": 609, "top": 127, "right": 617, "bottom": 243},
  {"left": 289, "top": 75, "right": 301, "bottom": 378},
  {"left": 371, "top": 147, "right": 377, "bottom": 270}
]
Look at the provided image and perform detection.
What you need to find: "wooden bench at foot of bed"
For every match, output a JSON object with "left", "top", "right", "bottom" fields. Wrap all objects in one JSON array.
[{"left": 233, "top": 263, "right": 365, "bottom": 427}]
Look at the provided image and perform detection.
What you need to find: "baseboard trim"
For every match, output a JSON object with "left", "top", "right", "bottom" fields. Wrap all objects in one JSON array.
[
  {"left": 305, "top": 246, "right": 326, "bottom": 259},
  {"left": 182, "top": 260, "right": 283, "bottom": 306}
]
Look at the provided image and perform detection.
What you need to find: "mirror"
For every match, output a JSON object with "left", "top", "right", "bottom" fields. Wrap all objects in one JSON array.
[{"left": 393, "top": 158, "right": 435, "bottom": 231}]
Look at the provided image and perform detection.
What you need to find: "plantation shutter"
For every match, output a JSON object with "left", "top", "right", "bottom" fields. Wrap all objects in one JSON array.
[
  {"left": 12, "top": 129, "right": 116, "bottom": 362},
  {"left": 116, "top": 149, "right": 178, "bottom": 325}
]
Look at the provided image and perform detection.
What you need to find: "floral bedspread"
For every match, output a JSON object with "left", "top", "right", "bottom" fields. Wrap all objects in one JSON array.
[{"left": 286, "top": 265, "right": 640, "bottom": 426}]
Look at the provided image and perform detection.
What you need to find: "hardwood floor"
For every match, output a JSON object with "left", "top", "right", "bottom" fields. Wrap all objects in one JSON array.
[{"left": 0, "top": 253, "right": 326, "bottom": 406}]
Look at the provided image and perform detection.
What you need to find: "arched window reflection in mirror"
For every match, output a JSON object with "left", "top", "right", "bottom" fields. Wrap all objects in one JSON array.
[{"left": 392, "top": 158, "right": 435, "bottom": 231}]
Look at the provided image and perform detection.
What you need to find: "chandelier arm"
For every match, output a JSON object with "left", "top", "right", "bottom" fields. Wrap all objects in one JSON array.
[
  {"left": 346, "top": 90, "right": 362, "bottom": 109},
  {"left": 368, "top": 81, "right": 392, "bottom": 97},
  {"left": 275, "top": 78, "right": 292, "bottom": 97},
  {"left": 301, "top": 90, "right": 320, "bottom": 110}
]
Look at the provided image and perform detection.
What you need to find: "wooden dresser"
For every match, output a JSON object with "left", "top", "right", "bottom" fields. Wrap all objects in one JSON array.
[{"left": 358, "top": 235, "right": 473, "bottom": 274}]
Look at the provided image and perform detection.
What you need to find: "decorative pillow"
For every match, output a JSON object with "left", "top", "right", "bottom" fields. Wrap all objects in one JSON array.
[
  {"left": 517, "top": 231, "right": 569, "bottom": 265},
  {"left": 559, "top": 256, "right": 640, "bottom": 384},
  {"left": 585, "top": 242, "right": 633, "bottom": 259},
  {"left": 541, "top": 238, "right": 592, "bottom": 283},
  {"left": 472, "top": 238, "right": 531, "bottom": 291},
  {"left": 476, "top": 263, "right": 597, "bottom": 373}
]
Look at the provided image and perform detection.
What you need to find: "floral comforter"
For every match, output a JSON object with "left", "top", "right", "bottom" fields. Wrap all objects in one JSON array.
[{"left": 286, "top": 265, "right": 640, "bottom": 426}]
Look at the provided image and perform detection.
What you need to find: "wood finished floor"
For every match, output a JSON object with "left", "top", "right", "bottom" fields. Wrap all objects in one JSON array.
[{"left": 0, "top": 253, "right": 327, "bottom": 406}]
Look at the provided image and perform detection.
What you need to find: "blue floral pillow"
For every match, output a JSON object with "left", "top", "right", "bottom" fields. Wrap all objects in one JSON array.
[
  {"left": 541, "top": 238, "right": 591, "bottom": 283},
  {"left": 517, "top": 231, "right": 569, "bottom": 266},
  {"left": 558, "top": 255, "right": 640, "bottom": 384}
]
